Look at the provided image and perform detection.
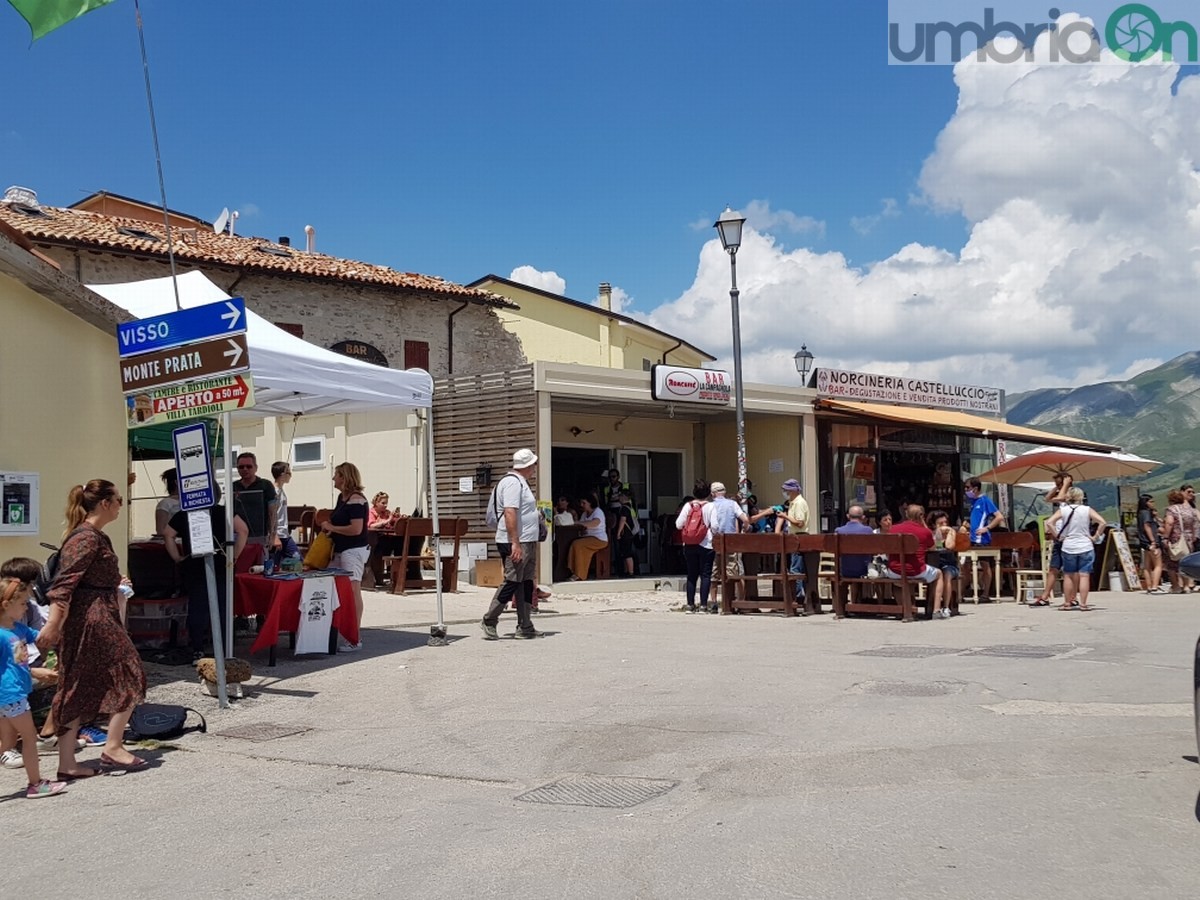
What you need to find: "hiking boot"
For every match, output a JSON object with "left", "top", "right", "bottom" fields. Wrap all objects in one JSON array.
[{"left": 480, "top": 621, "right": 499, "bottom": 641}]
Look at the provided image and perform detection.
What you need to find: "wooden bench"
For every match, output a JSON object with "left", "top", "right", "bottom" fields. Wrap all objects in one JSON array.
[
  {"left": 832, "top": 532, "right": 925, "bottom": 622},
  {"left": 713, "top": 533, "right": 836, "bottom": 616},
  {"left": 386, "top": 517, "right": 468, "bottom": 594}
]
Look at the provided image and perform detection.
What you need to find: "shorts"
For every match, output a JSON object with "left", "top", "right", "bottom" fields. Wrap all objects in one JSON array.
[
  {"left": 0, "top": 697, "right": 31, "bottom": 718},
  {"left": 939, "top": 565, "right": 961, "bottom": 579},
  {"left": 1060, "top": 549, "right": 1094, "bottom": 574},
  {"left": 1049, "top": 543, "right": 1063, "bottom": 570},
  {"left": 332, "top": 545, "right": 371, "bottom": 581},
  {"left": 884, "top": 564, "right": 940, "bottom": 583}
]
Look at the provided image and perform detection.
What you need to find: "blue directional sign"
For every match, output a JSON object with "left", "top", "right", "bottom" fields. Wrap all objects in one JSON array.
[
  {"left": 118, "top": 297, "right": 246, "bottom": 358},
  {"left": 172, "top": 422, "right": 216, "bottom": 511}
]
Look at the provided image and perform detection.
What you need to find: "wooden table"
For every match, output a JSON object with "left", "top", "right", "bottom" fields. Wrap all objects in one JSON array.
[
  {"left": 235, "top": 573, "right": 358, "bottom": 666},
  {"left": 958, "top": 546, "right": 1003, "bottom": 603}
]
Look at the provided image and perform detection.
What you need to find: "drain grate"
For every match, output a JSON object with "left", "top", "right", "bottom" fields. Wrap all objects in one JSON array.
[
  {"left": 216, "top": 723, "right": 311, "bottom": 742},
  {"left": 963, "top": 644, "right": 1075, "bottom": 659},
  {"left": 854, "top": 646, "right": 966, "bottom": 658},
  {"left": 516, "top": 774, "right": 678, "bottom": 809},
  {"left": 855, "top": 680, "right": 963, "bottom": 697}
]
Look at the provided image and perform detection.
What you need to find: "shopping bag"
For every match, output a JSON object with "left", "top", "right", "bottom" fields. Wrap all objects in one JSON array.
[{"left": 304, "top": 531, "right": 334, "bottom": 569}]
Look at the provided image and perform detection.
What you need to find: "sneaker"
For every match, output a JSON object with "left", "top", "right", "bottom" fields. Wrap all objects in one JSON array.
[
  {"left": 338, "top": 640, "right": 362, "bottom": 652},
  {"left": 78, "top": 725, "right": 107, "bottom": 746},
  {"left": 480, "top": 621, "right": 499, "bottom": 641},
  {"left": 685, "top": 605, "right": 697, "bottom": 614},
  {"left": 1, "top": 748, "right": 22, "bottom": 769},
  {"left": 699, "top": 604, "right": 709, "bottom": 614},
  {"left": 708, "top": 604, "right": 720, "bottom": 614},
  {"left": 37, "top": 735, "right": 86, "bottom": 754},
  {"left": 941, "top": 608, "right": 952, "bottom": 619},
  {"left": 26, "top": 779, "right": 67, "bottom": 799},
  {"left": 513, "top": 629, "right": 540, "bottom": 640}
]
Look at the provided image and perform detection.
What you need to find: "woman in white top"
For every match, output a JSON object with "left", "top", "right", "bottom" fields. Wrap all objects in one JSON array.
[
  {"left": 1045, "top": 487, "right": 1106, "bottom": 612},
  {"left": 568, "top": 494, "right": 608, "bottom": 581},
  {"left": 674, "top": 480, "right": 716, "bottom": 612},
  {"left": 154, "top": 468, "right": 181, "bottom": 536}
]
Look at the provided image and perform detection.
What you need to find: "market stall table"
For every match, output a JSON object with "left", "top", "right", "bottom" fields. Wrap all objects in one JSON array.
[{"left": 235, "top": 572, "right": 358, "bottom": 665}]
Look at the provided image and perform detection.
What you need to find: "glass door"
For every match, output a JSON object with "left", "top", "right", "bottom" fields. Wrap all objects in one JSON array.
[{"left": 837, "top": 447, "right": 880, "bottom": 523}]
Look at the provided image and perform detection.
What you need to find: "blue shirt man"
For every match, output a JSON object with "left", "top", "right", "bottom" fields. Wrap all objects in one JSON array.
[
  {"left": 834, "top": 505, "right": 875, "bottom": 577},
  {"left": 965, "top": 477, "right": 1003, "bottom": 545}
]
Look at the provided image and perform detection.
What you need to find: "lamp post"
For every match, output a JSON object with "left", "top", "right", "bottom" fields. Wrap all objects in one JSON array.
[
  {"left": 794, "top": 345, "right": 814, "bottom": 383},
  {"left": 715, "top": 206, "right": 749, "bottom": 509}
]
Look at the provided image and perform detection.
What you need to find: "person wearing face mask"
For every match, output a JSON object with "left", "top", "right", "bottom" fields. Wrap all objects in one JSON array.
[{"left": 963, "top": 476, "right": 1005, "bottom": 599}]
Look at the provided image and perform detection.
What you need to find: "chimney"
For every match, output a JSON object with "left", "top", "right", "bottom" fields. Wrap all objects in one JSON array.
[
  {"left": 305, "top": 224, "right": 315, "bottom": 252},
  {"left": 278, "top": 236, "right": 291, "bottom": 247},
  {"left": 2, "top": 186, "right": 38, "bottom": 208},
  {"left": 230, "top": 211, "right": 239, "bottom": 236},
  {"left": 599, "top": 282, "right": 612, "bottom": 311}
]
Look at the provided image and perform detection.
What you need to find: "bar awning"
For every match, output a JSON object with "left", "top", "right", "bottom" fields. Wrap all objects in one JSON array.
[{"left": 814, "top": 399, "right": 1118, "bottom": 452}]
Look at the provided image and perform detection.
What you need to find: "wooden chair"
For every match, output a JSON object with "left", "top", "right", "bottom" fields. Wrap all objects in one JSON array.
[
  {"left": 387, "top": 518, "right": 468, "bottom": 594},
  {"left": 296, "top": 508, "right": 317, "bottom": 554},
  {"left": 990, "top": 531, "right": 1042, "bottom": 602}
]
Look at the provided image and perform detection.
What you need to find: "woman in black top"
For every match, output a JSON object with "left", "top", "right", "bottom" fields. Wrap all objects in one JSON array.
[
  {"left": 321, "top": 462, "right": 369, "bottom": 650},
  {"left": 1138, "top": 494, "right": 1164, "bottom": 593}
]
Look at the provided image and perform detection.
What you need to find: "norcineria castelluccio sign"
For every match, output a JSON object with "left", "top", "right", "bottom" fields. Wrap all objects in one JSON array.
[
  {"left": 814, "top": 368, "right": 1002, "bottom": 415},
  {"left": 651, "top": 365, "right": 731, "bottom": 406}
]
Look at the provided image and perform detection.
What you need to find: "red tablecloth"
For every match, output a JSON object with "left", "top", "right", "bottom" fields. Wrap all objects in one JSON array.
[{"left": 235, "top": 573, "right": 359, "bottom": 654}]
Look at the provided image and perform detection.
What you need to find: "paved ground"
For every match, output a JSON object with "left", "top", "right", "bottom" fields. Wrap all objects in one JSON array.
[{"left": 8, "top": 584, "right": 1199, "bottom": 899}]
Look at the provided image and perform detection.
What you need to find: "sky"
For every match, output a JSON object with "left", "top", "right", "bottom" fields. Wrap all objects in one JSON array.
[{"left": 1, "top": 1, "right": 1195, "bottom": 394}]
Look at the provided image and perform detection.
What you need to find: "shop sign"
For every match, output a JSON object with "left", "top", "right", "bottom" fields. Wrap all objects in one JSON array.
[
  {"left": 814, "top": 368, "right": 1002, "bottom": 415},
  {"left": 329, "top": 340, "right": 389, "bottom": 367},
  {"left": 650, "top": 365, "right": 731, "bottom": 406},
  {"left": 126, "top": 374, "right": 255, "bottom": 429}
]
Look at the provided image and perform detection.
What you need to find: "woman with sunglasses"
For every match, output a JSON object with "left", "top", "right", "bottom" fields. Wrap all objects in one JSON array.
[{"left": 36, "top": 480, "right": 147, "bottom": 777}]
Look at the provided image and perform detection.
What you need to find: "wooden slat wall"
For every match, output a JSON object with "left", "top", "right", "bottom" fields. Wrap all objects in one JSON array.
[{"left": 432, "top": 367, "right": 537, "bottom": 549}]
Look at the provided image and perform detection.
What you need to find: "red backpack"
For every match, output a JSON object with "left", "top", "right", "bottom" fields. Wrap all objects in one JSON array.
[{"left": 680, "top": 501, "right": 708, "bottom": 545}]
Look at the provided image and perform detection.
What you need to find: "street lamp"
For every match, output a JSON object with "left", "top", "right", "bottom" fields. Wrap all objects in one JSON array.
[
  {"left": 714, "top": 205, "right": 749, "bottom": 508},
  {"left": 793, "top": 345, "right": 814, "bottom": 383}
]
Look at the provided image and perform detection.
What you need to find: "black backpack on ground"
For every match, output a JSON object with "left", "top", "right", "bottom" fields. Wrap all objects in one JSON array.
[{"left": 127, "top": 704, "right": 207, "bottom": 740}]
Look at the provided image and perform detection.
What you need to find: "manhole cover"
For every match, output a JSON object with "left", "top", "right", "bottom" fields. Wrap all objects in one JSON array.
[
  {"left": 856, "top": 680, "right": 962, "bottom": 697},
  {"left": 216, "top": 723, "right": 311, "bottom": 742},
  {"left": 516, "top": 774, "right": 678, "bottom": 809},
  {"left": 854, "top": 646, "right": 966, "bottom": 658},
  {"left": 964, "top": 644, "right": 1075, "bottom": 659}
]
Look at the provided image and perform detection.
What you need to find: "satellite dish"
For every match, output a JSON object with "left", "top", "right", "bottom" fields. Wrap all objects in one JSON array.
[{"left": 213, "top": 207, "right": 230, "bottom": 234}]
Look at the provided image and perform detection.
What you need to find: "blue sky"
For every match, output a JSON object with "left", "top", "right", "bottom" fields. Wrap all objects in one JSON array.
[{"left": 5, "top": 1, "right": 1198, "bottom": 393}]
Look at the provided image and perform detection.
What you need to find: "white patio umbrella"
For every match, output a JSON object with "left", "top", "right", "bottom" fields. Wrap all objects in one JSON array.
[{"left": 977, "top": 447, "right": 1161, "bottom": 486}]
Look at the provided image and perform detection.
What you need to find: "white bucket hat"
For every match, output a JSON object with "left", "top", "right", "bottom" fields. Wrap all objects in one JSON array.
[{"left": 512, "top": 448, "right": 538, "bottom": 468}]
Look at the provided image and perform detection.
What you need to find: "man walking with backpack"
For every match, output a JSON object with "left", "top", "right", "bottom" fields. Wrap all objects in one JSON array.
[
  {"left": 480, "top": 449, "right": 541, "bottom": 640},
  {"left": 675, "top": 480, "right": 716, "bottom": 613}
]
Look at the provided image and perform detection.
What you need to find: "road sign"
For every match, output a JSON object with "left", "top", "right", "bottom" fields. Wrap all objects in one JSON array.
[
  {"left": 120, "top": 333, "right": 249, "bottom": 394},
  {"left": 117, "top": 298, "right": 246, "bottom": 358},
  {"left": 126, "top": 374, "right": 255, "bottom": 429},
  {"left": 172, "top": 422, "right": 215, "bottom": 511}
]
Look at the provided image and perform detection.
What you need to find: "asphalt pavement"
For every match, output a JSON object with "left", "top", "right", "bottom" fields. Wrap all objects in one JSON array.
[{"left": 8, "top": 584, "right": 1199, "bottom": 899}]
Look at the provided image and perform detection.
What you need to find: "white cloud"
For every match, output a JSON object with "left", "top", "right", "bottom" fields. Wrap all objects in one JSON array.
[
  {"left": 650, "top": 42, "right": 1200, "bottom": 393},
  {"left": 691, "top": 200, "right": 825, "bottom": 240},
  {"left": 509, "top": 265, "right": 566, "bottom": 296},
  {"left": 240, "top": 202, "right": 261, "bottom": 218},
  {"left": 591, "top": 285, "right": 633, "bottom": 314},
  {"left": 850, "top": 197, "right": 900, "bottom": 236}
]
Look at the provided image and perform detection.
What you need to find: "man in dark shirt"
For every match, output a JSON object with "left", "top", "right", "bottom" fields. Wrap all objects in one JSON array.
[
  {"left": 231, "top": 451, "right": 277, "bottom": 573},
  {"left": 835, "top": 505, "right": 874, "bottom": 577}
]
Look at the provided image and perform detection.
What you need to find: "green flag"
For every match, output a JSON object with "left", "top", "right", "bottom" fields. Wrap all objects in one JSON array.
[{"left": 8, "top": 0, "right": 117, "bottom": 39}]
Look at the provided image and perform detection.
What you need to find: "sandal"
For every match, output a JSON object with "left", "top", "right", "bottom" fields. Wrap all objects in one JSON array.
[
  {"left": 1030, "top": 598, "right": 1050, "bottom": 607},
  {"left": 56, "top": 768, "right": 100, "bottom": 781},
  {"left": 1057, "top": 605, "right": 1075, "bottom": 611},
  {"left": 99, "top": 752, "right": 147, "bottom": 770}
]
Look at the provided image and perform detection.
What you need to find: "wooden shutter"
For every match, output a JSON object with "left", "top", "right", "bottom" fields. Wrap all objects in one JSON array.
[
  {"left": 276, "top": 322, "right": 304, "bottom": 338},
  {"left": 405, "top": 339, "right": 430, "bottom": 371}
]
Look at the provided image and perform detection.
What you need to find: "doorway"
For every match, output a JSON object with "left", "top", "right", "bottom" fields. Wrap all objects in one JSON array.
[{"left": 550, "top": 447, "right": 611, "bottom": 507}]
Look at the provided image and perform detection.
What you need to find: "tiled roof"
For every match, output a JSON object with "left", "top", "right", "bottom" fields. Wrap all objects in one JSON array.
[{"left": 0, "top": 202, "right": 511, "bottom": 305}]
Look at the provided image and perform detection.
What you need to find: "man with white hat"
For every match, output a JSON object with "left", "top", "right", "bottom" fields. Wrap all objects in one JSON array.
[
  {"left": 481, "top": 448, "right": 542, "bottom": 640},
  {"left": 708, "top": 481, "right": 749, "bottom": 611}
]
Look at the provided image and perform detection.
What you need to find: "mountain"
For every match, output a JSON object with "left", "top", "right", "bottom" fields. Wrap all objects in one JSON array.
[{"left": 1006, "top": 351, "right": 1200, "bottom": 501}]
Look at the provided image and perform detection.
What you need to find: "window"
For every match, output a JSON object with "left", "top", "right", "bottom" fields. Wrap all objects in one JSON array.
[
  {"left": 291, "top": 435, "right": 326, "bottom": 469},
  {"left": 213, "top": 445, "right": 241, "bottom": 472},
  {"left": 643, "top": 358, "right": 652, "bottom": 371},
  {"left": 404, "top": 339, "right": 430, "bottom": 371},
  {"left": 276, "top": 322, "right": 304, "bottom": 338}
]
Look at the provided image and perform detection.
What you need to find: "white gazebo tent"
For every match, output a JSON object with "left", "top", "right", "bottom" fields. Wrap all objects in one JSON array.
[{"left": 89, "top": 272, "right": 448, "bottom": 693}]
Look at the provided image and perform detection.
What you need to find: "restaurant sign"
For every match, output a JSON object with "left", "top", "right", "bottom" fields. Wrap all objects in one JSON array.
[
  {"left": 651, "top": 365, "right": 731, "bottom": 406},
  {"left": 814, "top": 368, "right": 1002, "bottom": 415}
]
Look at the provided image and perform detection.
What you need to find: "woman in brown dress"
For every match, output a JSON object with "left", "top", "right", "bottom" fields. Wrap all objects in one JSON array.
[{"left": 36, "top": 480, "right": 147, "bottom": 777}]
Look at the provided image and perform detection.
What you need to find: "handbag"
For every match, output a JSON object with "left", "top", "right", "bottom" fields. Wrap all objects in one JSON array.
[
  {"left": 304, "top": 531, "right": 335, "bottom": 569},
  {"left": 1168, "top": 532, "right": 1189, "bottom": 561}
]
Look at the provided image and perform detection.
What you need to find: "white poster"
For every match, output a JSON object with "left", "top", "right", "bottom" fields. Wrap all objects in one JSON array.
[{"left": 0, "top": 472, "right": 38, "bottom": 535}]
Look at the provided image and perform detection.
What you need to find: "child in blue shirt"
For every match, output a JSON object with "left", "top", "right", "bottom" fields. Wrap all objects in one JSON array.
[{"left": 0, "top": 568, "right": 67, "bottom": 799}]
